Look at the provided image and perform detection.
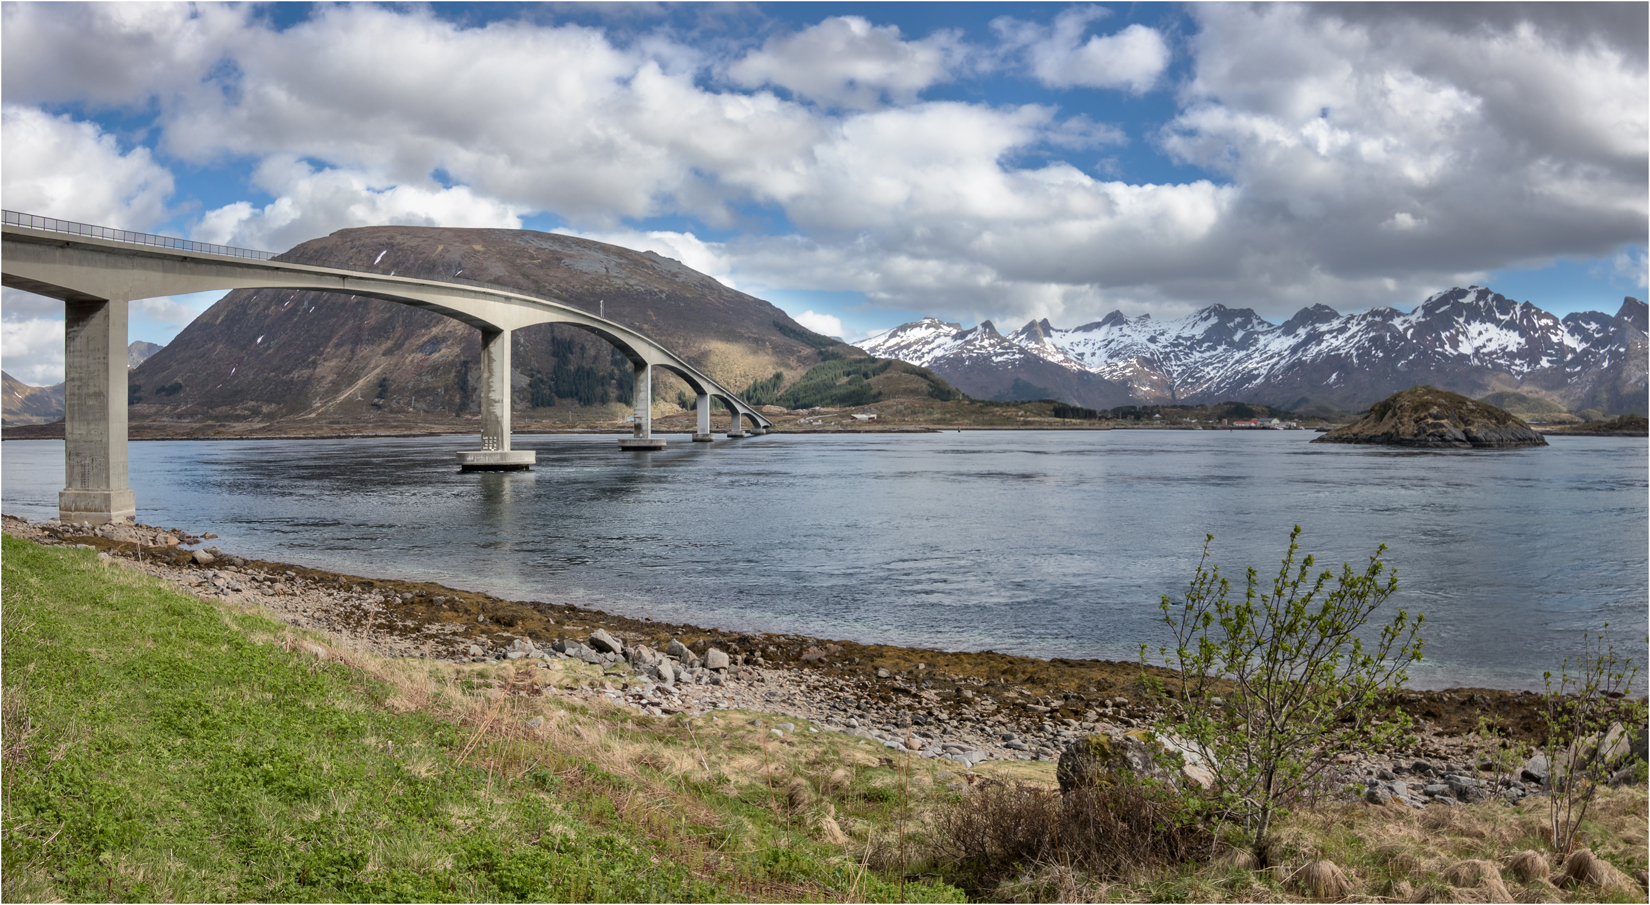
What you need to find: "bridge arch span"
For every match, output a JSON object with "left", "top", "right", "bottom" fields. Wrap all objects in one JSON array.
[{"left": 1, "top": 212, "right": 771, "bottom": 524}]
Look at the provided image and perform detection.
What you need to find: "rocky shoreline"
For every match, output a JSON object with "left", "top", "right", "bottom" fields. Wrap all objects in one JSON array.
[{"left": 3, "top": 513, "right": 1582, "bottom": 808}]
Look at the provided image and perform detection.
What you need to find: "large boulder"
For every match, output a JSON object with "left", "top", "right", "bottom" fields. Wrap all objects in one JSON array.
[
  {"left": 1313, "top": 385, "right": 1547, "bottom": 448},
  {"left": 1056, "top": 731, "right": 1179, "bottom": 793},
  {"left": 553, "top": 638, "right": 604, "bottom": 665},
  {"left": 588, "top": 628, "right": 625, "bottom": 655}
]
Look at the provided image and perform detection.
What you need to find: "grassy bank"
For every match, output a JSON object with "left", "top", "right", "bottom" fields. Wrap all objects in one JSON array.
[
  {"left": 5, "top": 535, "right": 1645, "bottom": 903},
  {"left": 0, "top": 536, "right": 964, "bottom": 902}
]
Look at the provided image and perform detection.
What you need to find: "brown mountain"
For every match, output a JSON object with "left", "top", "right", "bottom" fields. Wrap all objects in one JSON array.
[
  {"left": 3, "top": 341, "right": 164, "bottom": 428},
  {"left": 2, "top": 371, "right": 65, "bottom": 426},
  {"left": 128, "top": 227, "right": 847, "bottom": 429},
  {"left": 127, "top": 341, "right": 162, "bottom": 368}
]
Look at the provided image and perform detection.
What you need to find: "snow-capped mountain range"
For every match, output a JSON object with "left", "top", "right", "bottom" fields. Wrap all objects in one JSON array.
[{"left": 855, "top": 287, "right": 1648, "bottom": 414}]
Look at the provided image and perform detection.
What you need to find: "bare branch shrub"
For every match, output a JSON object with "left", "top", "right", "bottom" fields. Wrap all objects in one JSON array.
[
  {"left": 927, "top": 779, "right": 1211, "bottom": 895},
  {"left": 1540, "top": 625, "right": 1648, "bottom": 854}
]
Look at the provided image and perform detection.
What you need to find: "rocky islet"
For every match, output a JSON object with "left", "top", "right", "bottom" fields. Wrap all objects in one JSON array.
[{"left": 1314, "top": 385, "right": 1548, "bottom": 448}]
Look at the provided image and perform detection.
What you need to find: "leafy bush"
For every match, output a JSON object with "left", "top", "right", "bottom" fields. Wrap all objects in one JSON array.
[
  {"left": 1142, "top": 527, "right": 1425, "bottom": 857},
  {"left": 1540, "top": 625, "right": 1648, "bottom": 854}
]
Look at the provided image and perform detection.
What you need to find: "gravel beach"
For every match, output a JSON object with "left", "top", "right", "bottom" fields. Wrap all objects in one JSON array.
[{"left": 5, "top": 513, "right": 1566, "bottom": 808}]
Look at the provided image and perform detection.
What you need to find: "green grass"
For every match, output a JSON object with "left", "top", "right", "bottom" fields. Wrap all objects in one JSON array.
[{"left": 0, "top": 536, "right": 965, "bottom": 903}]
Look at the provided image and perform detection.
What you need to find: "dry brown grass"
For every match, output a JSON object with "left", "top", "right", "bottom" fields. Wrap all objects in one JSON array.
[
  {"left": 1291, "top": 859, "right": 1353, "bottom": 900},
  {"left": 1559, "top": 849, "right": 1638, "bottom": 897},
  {"left": 1442, "top": 859, "right": 1513, "bottom": 902},
  {"left": 0, "top": 678, "right": 35, "bottom": 764},
  {"left": 1214, "top": 844, "right": 1259, "bottom": 871},
  {"left": 1162, "top": 782, "right": 1648, "bottom": 904},
  {"left": 1502, "top": 850, "right": 1549, "bottom": 884},
  {"left": 1383, "top": 877, "right": 1416, "bottom": 901},
  {"left": 785, "top": 776, "right": 813, "bottom": 812}
]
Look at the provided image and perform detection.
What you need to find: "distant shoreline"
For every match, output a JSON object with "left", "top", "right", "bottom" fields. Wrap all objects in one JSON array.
[
  {"left": 1, "top": 421, "right": 1323, "bottom": 441},
  {"left": 10, "top": 408, "right": 1645, "bottom": 442}
]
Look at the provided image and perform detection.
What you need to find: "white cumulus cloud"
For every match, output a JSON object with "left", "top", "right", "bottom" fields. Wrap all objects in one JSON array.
[
  {"left": 1, "top": 307, "right": 66, "bottom": 386},
  {"left": 792, "top": 310, "right": 845, "bottom": 339},
  {"left": 193, "top": 158, "right": 525, "bottom": 251},
  {"left": 0, "top": 105, "right": 174, "bottom": 229},
  {"left": 1154, "top": 1, "right": 1648, "bottom": 307},
  {"left": 132, "top": 295, "right": 207, "bottom": 326},
  {"left": 0, "top": 4, "right": 1642, "bottom": 330},
  {"left": 997, "top": 8, "right": 1171, "bottom": 93},
  {"left": 727, "top": 16, "right": 961, "bottom": 108}
]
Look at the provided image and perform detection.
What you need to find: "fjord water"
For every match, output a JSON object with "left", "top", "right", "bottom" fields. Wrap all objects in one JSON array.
[{"left": 4, "top": 431, "right": 1644, "bottom": 691}]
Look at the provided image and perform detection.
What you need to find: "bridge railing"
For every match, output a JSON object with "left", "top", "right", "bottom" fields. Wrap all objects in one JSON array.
[
  {"left": 4, "top": 209, "right": 604, "bottom": 314},
  {"left": 3, "top": 210, "right": 277, "bottom": 261},
  {"left": 2, "top": 209, "right": 581, "bottom": 311}
]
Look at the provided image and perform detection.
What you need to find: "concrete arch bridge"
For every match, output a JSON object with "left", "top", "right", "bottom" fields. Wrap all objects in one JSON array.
[{"left": 1, "top": 211, "right": 772, "bottom": 525}]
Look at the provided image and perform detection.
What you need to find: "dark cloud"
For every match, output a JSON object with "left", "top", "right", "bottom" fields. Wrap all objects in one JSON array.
[{"left": 1313, "top": 3, "right": 1648, "bottom": 62}]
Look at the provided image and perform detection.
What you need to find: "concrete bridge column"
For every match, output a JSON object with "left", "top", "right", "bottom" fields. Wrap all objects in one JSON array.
[
  {"left": 59, "top": 297, "right": 136, "bottom": 525},
  {"left": 726, "top": 407, "right": 747, "bottom": 438},
  {"left": 620, "top": 362, "right": 666, "bottom": 449},
  {"left": 693, "top": 393, "right": 714, "bottom": 441},
  {"left": 457, "top": 328, "right": 534, "bottom": 471}
]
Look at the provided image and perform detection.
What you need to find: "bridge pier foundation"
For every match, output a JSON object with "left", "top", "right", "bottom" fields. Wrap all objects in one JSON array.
[
  {"left": 692, "top": 393, "right": 714, "bottom": 441},
  {"left": 620, "top": 362, "right": 666, "bottom": 450},
  {"left": 726, "top": 409, "right": 747, "bottom": 438},
  {"left": 458, "top": 327, "right": 534, "bottom": 471},
  {"left": 59, "top": 297, "right": 136, "bottom": 525}
]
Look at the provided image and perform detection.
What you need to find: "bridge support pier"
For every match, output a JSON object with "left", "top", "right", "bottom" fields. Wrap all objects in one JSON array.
[
  {"left": 620, "top": 362, "right": 666, "bottom": 449},
  {"left": 726, "top": 409, "right": 747, "bottom": 438},
  {"left": 692, "top": 393, "right": 714, "bottom": 441},
  {"left": 59, "top": 297, "right": 136, "bottom": 525},
  {"left": 458, "top": 327, "right": 534, "bottom": 471}
]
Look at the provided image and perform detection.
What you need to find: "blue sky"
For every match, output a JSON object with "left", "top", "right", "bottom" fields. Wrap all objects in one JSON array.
[{"left": 3, "top": 2, "right": 1645, "bottom": 382}]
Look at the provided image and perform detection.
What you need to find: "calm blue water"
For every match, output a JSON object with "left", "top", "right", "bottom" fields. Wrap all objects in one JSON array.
[{"left": 4, "top": 430, "right": 1644, "bottom": 691}]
